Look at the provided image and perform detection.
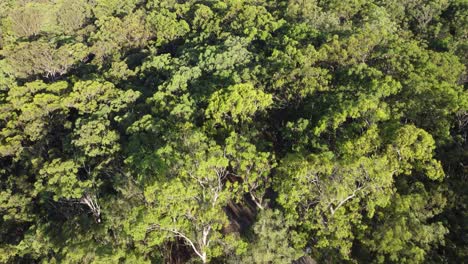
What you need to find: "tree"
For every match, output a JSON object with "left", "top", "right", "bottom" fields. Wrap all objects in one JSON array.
[
  {"left": 8, "top": 3, "right": 47, "bottom": 38},
  {"left": 56, "top": 0, "right": 91, "bottom": 34},
  {"left": 205, "top": 83, "right": 273, "bottom": 126},
  {"left": 225, "top": 132, "right": 275, "bottom": 210},
  {"left": 0, "top": 0, "right": 466, "bottom": 263},
  {"left": 126, "top": 126, "right": 236, "bottom": 263},
  {"left": 275, "top": 124, "right": 445, "bottom": 260},
  {"left": 5, "top": 41, "right": 88, "bottom": 79},
  {"left": 359, "top": 181, "right": 448, "bottom": 264},
  {"left": 231, "top": 209, "right": 300, "bottom": 263}
]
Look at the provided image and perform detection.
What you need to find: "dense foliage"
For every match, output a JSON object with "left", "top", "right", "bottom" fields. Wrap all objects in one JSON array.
[{"left": 0, "top": 0, "right": 467, "bottom": 263}]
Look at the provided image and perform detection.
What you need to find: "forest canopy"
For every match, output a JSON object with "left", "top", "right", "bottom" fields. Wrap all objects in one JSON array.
[{"left": 0, "top": 0, "right": 467, "bottom": 263}]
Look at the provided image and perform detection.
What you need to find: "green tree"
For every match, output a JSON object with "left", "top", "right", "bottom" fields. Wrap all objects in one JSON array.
[
  {"left": 0, "top": 0, "right": 466, "bottom": 263},
  {"left": 232, "top": 209, "right": 300, "bottom": 263},
  {"left": 126, "top": 127, "right": 237, "bottom": 263}
]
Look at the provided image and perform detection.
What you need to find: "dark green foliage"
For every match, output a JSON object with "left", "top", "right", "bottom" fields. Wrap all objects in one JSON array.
[{"left": 0, "top": 0, "right": 466, "bottom": 263}]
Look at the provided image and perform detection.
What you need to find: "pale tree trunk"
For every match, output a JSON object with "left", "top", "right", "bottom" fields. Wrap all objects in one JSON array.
[
  {"left": 153, "top": 225, "right": 210, "bottom": 264},
  {"left": 80, "top": 193, "right": 101, "bottom": 223},
  {"left": 250, "top": 192, "right": 264, "bottom": 210}
]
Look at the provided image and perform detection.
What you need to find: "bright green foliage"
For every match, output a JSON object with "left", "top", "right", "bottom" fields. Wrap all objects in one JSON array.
[
  {"left": 0, "top": 0, "right": 466, "bottom": 263},
  {"left": 146, "top": 8, "right": 190, "bottom": 46},
  {"left": 91, "top": 10, "right": 150, "bottom": 62},
  {"left": 268, "top": 44, "right": 331, "bottom": 104},
  {"left": 94, "top": 0, "right": 140, "bottom": 18},
  {"left": 206, "top": 83, "right": 273, "bottom": 125},
  {"left": 64, "top": 80, "right": 140, "bottom": 115},
  {"left": 127, "top": 128, "right": 234, "bottom": 263},
  {"left": 37, "top": 159, "right": 92, "bottom": 200},
  {"left": 72, "top": 118, "right": 120, "bottom": 158},
  {"left": 225, "top": 132, "right": 275, "bottom": 209},
  {"left": 1, "top": 81, "right": 68, "bottom": 157},
  {"left": 275, "top": 124, "right": 445, "bottom": 259},
  {"left": 361, "top": 182, "right": 448, "bottom": 263}
]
